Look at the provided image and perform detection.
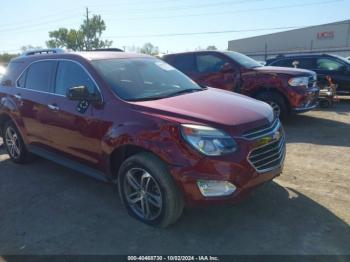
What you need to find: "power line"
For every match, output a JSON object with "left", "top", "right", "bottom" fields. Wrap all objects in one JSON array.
[
  {"left": 105, "top": 26, "right": 305, "bottom": 38},
  {"left": 106, "top": 0, "right": 343, "bottom": 21},
  {"left": 101, "top": 0, "right": 262, "bottom": 15},
  {"left": 0, "top": 0, "right": 189, "bottom": 30}
]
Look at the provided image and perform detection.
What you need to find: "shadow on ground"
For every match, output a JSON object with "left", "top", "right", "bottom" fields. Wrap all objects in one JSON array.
[{"left": 0, "top": 150, "right": 349, "bottom": 255}]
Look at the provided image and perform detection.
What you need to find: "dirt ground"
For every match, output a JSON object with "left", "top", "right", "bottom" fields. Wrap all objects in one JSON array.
[{"left": 0, "top": 98, "right": 349, "bottom": 255}]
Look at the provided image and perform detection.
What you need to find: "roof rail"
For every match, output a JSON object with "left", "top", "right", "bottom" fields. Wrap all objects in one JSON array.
[
  {"left": 92, "top": 48, "right": 124, "bottom": 52},
  {"left": 21, "top": 48, "right": 65, "bottom": 57}
]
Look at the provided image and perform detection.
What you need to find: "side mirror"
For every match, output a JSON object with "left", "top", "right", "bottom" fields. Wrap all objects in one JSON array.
[
  {"left": 67, "top": 85, "right": 101, "bottom": 103},
  {"left": 220, "top": 63, "right": 235, "bottom": 73}
]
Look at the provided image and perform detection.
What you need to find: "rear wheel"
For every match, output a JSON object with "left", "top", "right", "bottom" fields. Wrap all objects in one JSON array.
[
  {"left": 3, "top": 121, "right": 30, "bottom": 164},
  {"left": 118, "top": 152, "right": 184, "bottom": 228},
  {"left": 256, "top": 92, "right": 288, "bottom": 120}
]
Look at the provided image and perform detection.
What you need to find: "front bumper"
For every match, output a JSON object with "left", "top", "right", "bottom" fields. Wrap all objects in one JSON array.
[
  {"left": 170, "top": 121, "right": 286, "bottom": 207},
  {"left": 171, "top": 163, "right": 283, "bottom": 207},
  {"left": 291, "top": 86, "right": 319, "bottom": 114}
]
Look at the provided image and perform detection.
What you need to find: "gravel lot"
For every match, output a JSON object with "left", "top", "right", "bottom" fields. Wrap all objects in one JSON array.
[{"left": 0, "top": 98, "right": 349, "bottom": 255}]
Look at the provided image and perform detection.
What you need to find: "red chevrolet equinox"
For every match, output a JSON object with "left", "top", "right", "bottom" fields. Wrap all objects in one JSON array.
[{"left": 0, "top": 50, "right": 286, "bottom": 227}]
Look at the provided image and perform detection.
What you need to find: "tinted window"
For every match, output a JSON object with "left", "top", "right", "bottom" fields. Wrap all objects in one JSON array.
[
  {"left": 196, "top": 54, "right": 227, "bottom": 73},
  {"left": 316, "top": 58, "right": 344, "bottom": 71},
  {"left": 55, "top": 61, "right": 96, "bottom": 95},
  {"left": 224, "top": 51, "right": 262, "bottom": 68},
  {"left": 271, "top": 59, "right": 293, "bottom": 67},
  {"left": 171, "top": 54, "right": 196, "bottom": 73},
  {"left": 25, "top": 61, "right": 55, "bottom": 92},
  {"left": 294, "top": 58, "right": 316, "bottom": 69},
  {"left": 92, "top": 58, "right": 202, "bottom": 101}
]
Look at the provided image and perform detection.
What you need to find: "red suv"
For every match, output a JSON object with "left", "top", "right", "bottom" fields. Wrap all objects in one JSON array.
[
  {"left": 0, "top": 50, "right": 285, "bottom": 227},
  {"left": 163, "top": 51, "right": 319, "bottom": 119}
]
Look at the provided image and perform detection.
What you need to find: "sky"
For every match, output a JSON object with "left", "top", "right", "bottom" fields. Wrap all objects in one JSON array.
[{"left": 1, "top": 0, "right": 350, "bottom": 54}]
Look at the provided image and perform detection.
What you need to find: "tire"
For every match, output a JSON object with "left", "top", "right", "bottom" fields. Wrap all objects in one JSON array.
[
  {"left": 256, "top": 92, "right": 288, "bottom": 120},
  {"left": 118, "top": 152, "right": 184, "bottom": 228},
  {"left": 2, "top": 121, "right": 30, "bottom": 164}
]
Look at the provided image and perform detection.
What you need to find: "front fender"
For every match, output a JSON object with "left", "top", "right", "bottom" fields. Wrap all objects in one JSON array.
[{"left": 101, "top": 119, "right": 191, "bottom": 168}]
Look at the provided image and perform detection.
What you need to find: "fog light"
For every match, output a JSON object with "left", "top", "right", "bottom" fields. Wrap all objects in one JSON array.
[{"left": 197, "top": 180, "right": 236, "bottom": 197}]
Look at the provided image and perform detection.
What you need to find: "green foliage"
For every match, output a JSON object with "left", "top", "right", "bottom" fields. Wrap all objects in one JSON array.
[
  {"left": 0, "top": 53, "right": 19, "bottom": 64},
  {"left": 21, "top": 45, "right": 42, "bottom": 51},
  {"left": 206, "top": 45, "right": 218, "bottom": 50},
  {"left": 46, "top": 14, "right": 112, "bottom": 51},
  {"left": 140, "top": 43, "right": 159, "bottom": 56}
]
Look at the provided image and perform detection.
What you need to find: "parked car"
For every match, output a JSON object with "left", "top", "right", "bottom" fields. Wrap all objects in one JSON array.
[
  {"left": 162, "top": 51, "right": 319, "bottom": 119},
  {"left": 266, "top": 54, "right": 350, "bottom": 94},
  {"left": 0, "top": 49, "right": 286, "bottom": 227}
]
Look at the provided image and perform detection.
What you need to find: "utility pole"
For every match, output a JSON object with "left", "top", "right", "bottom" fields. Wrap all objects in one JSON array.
[{"left": 85, "top": 7, "right": 90, "bottom": 51}]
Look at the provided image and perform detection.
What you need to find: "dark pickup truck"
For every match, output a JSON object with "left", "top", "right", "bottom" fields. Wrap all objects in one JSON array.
[{"left": 163, "top": 51, "right": 319, "bottom": 119}]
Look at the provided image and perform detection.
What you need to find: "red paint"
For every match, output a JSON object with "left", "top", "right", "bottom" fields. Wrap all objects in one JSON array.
[
  {"left": 0, "top": 52, "right": 284, "bottom": 206},
  {"left": 163, "top": 51, "right": 319, "bottom": 114}
]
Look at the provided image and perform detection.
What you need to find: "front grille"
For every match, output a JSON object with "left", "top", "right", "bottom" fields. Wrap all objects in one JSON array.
[
  {"left": 242, "top": 119, "right": 280, "bottom": 140},
  {"left": 248, "top": 135, "right": 286, "bottom": 173}
]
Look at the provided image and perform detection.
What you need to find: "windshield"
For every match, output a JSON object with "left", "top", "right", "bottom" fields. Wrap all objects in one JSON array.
[
  {"left": 224, "top": 51, "right": 262, "bottom": 69},
  {"left": 332, "top": 54, "right": 350, "bottom": 65},
  {"left": 92, "top": 58, "right": 202, "bottom": 101}
]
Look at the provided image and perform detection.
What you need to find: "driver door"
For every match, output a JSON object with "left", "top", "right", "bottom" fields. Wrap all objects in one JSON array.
[
  {"left": 192, "top": 53, "right": 239, "bottom": 92},
  {"left": 47, "top": 60, "right": 103, "bottom": 168}
]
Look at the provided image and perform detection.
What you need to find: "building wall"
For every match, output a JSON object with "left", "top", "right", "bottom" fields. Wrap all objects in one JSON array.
[{"left": 228, "top": 20, "right": 350, "bottom": 60}]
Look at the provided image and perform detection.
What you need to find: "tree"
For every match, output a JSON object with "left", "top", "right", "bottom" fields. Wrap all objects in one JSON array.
[
  {"left": 21, "top": 45, "right": 42, "bottom": 52},
  {"left": 140, "top": 43, "right": 159, "bottom": 56},
  {"left": 0, "top": 53, "right": 19, "bottom": 65},
  {"left": 46, "top": 13, "right": 112, "bottom": 51},
  {"left": 206, "top": 45, "right": 218, "bottom": 51}
]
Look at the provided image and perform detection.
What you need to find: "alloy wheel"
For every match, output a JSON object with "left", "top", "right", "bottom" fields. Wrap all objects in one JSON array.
[
  {"left": 123, "top": 168, "right": 163, "bottom": 221},
  {"left": 5, "top": 126, "right": 21, "bottom": 159},
  {"left": 269, "top": 101, "right": 281, "bottom": 118}
]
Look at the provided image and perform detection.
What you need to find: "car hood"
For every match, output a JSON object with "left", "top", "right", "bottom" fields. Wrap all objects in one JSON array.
[
  {"left": 131, "top": 88, "right": 274, "bottom": 133},
  {"left": 254, "top": 66, "right": 315, "bottom": 76}
]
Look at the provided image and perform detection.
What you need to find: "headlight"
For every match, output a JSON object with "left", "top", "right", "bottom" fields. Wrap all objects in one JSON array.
[
  {"left": 288, "top": 77, "right": 309, "bottom": 87},
  {"left": 181, "top": 124, "right": 238, "bottom": 156}
]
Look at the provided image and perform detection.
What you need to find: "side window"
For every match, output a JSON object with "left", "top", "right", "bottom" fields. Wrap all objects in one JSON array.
[
  {"left": 316, "top": 58, "right": 344, "bottom": 71},
  {"left": 196, "top": 54, "right": 227, "bottom": 73},
  {"left": 17, "top": 71, "right": 27, "bottom": 88},
  {"left": 55, "top": 61, "right": 96, "bottom": 96},
  {"left": 296, "top": 58, "right": 316, "bottom": 69},
  {"left": 172, "top": 54, "right": 196, "bottom": 74},
  {"left": 25, "top": 61, "right": 56, "bottom": 92},
  {"left": 272, "top": 59, "right": 294, "bottom": 67}
]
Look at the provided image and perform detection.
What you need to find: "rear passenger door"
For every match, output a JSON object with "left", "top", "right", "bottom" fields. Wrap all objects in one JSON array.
[
  {"left": 47, "top": 60, "right": 103, "bottom": 168},
  {"left": 15, "top": 60, "right": 57, "bottom": 147}
]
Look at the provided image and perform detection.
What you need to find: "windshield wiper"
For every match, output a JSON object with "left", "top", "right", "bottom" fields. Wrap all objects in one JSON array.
[
  {"left": 165, "top": 88, "right": 202, "bottom": 98},
  {"left": 128, "top": 89, "right": 202, "bottom": 102}
]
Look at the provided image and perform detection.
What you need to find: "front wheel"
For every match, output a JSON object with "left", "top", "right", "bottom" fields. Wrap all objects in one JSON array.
[
  {"left": 256, "top": 92, "right": 288, "bottom": 120},
  {"left": 118, "top": 152, "right": 184, "bottom": 228}
]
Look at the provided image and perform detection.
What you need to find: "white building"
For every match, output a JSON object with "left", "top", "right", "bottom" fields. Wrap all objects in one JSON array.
[{"left": 228, "top": 20, "right": 350, "bottom": 61}]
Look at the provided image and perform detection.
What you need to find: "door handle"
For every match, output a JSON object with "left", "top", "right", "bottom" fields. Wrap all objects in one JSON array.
[
  {"left": 14, "top": 94, "right": 22, "bottom": 100},
  {"left": 47, "top": 104, "right": 60, "bottom": 112}
]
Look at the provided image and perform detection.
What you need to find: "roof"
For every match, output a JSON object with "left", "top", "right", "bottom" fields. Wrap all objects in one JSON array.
[
  {"left": 11, "top": 51, "right": 151, "bottom": 63},
  {"left": 163, "top": 50, "right": 222, "bottom": 57}
]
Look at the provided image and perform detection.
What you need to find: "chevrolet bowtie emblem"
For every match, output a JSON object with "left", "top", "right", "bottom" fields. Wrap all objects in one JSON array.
[{"left": 272, "top": 131, "right": 281, "bottom": 141}]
